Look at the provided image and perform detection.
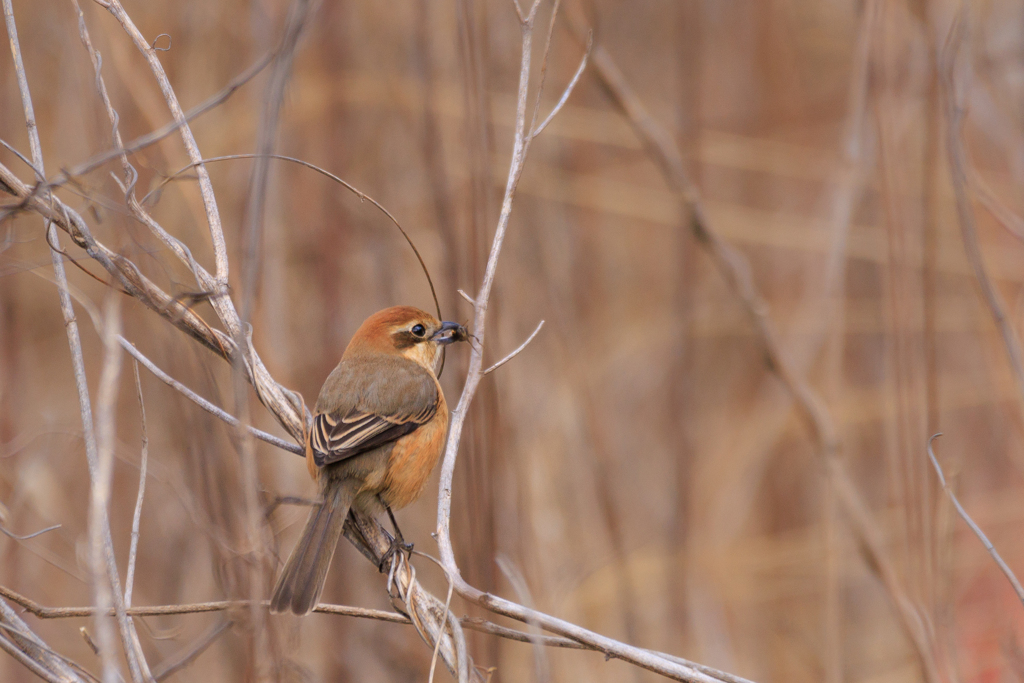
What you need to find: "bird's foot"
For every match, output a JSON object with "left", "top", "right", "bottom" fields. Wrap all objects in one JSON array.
[{"left": 378, "top": 533, "right": 414, "bottom": 573}]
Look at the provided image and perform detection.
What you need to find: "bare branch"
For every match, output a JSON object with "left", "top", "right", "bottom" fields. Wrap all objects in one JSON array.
[
  {"left": 59, "top": 50, "right": 274, "bottom": 183},
  {"left": 1, "top": 582, "right": 753, "bottom": 683},
  {"left": 4, "top": 2, "right": 150, "bottom": 680},
  {"left": 437, "top": 0, "right": 548, "bottom": 580},
  {"left": 0, "top": 158, "right": 311, "bottom": 445},
  {"left": 927, "top": 435, "right": 1024, "bottom": 607},
  {"left": 497, "top": 556, "right": 549, "bottom": 683},
  {"left": 342, "top": 514, "right": 480, "bottom": 682},
  {"left": 426, "top": 575, "right": 456, "bottom": 683},
  {"left": 151, "top": 619, "right": 230, "bottom": 682},
  {"left": 124, "top": 360, "right": 148, "bottom": 608},
  {"left": 483, "top": 320, "right": 544, "bottom": 375},
  {"left": 0, "top": 523, "right": 61, "bottom": 541},
  {"left": 0, "top": 586, "right": 406, "bottom": 622},
  {"left": 562, "top": 7, "right": 945, "bottom": 683},
  {"left": 0, "top": 598, "right": 87, "bottom": 682},
  {"left": 92, "top": 297, "right": 142, "bottom": 683},
  {"left": 941, "top": 13, "right": 1024, "bottom": 427},
  {"left": 119, "top": 338, "right": 302, "bottom": 456},
  {"left": 526, "top": 0, "right": 562, "bottom": 139},
  {"left": 970, "top": 170, "right": 1024, "bottom": 242},
  {"left": 0, "top": 161, "right": 239, "bottom": 360},
  {"left": 432, "top": 6, "right": 733, "bottom": 682},
  {"left": 532, "top": 33, "right": 591, "bottom": 139},
  {"left": 101, "top": 0, "right": 228, "bottom": 287},
  {"left": 512, "top": 0, "right": 525, "bottom": 24},
  {"left": 0, "top": 633, "right": 70, "bottom": 683},
  {"left": 0, "top": 137, "right": 40, "bottom": 180},
  {"left": 142, "top": 153, "right": 440, "bottom": 318}
]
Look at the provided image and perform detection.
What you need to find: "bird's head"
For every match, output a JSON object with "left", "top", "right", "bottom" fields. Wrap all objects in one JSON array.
[{"left": 343, "top": 305, "right": 468, "bottom": 372}]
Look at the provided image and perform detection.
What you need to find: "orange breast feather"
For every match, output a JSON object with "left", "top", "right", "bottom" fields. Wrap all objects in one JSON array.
[{"left": 382, "top": 392, "right": 449, "bottom": 509}]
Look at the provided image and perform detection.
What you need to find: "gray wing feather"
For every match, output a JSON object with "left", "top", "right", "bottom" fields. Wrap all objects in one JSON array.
[{"left": 311, "top": 357, "right": 438, "bottom": 467}]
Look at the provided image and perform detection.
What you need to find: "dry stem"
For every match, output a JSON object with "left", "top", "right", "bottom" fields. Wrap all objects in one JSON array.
[
  {"left": 565, "top": 9, "right": 942, "bottom": 683},
  {"left": 432, "top": 3, "right": 742, "bottom": 682},
  {"left": 926, "top": 435, "right": 1024, "bottom": 607},
  {"left": 4, "top": 2, "right": 150, "bottom": 680},
  {"left": 2, "top": 2, "right": 758, "bottom": 682}
]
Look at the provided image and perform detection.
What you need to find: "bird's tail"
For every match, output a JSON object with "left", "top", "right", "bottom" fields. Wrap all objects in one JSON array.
[{"left": 270, "top": 478, "right": 354, "bottom": 615}]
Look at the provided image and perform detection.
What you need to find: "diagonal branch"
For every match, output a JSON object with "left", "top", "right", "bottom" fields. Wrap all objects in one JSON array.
[
  {"left": 568, "top": 11, "right": 941, "bottom": 683},
  {"left": 3, "top": 2, "right": 151, "bottom": 681},
  {"left": 121, "top": 338, "right": 302, "bottom": 456},
  {"left": 927, "top": 435, "right": 1024, "bottom": 607},
  {"left": 941, "top": 12, "right": 1024, "bottom": 430},
  {"left": 98, "top": 0, "right": 308, "bottom": 446},
  {"left": 0, "top": 598, "right": 87, "bottom": 683},
  {"left": 101, "top": 0, "right": 228, "bottom": 287},
  {"left": 431, "top": 4, "right": 741, "bottom": 683}
]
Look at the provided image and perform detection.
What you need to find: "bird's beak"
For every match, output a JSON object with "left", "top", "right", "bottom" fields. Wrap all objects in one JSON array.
[{"left": 430, "top": 321, "right": 468, "bottom": 345}]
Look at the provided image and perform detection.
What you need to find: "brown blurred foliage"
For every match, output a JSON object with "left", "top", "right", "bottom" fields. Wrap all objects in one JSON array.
[{"left": 3, "top": 0, "right": 1024, "bottom": 681}]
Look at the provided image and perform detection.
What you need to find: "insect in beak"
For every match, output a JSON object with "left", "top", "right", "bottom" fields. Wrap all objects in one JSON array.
[{"left": 430, "top": 321, "right": 469, "bottom": 345}]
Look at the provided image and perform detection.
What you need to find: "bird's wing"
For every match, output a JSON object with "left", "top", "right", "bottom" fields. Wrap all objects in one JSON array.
[{"left": 311, "top": 358, "right": 439, "bottom": 468}]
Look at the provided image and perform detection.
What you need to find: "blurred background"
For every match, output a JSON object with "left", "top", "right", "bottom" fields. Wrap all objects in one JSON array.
[{"left": 3, "top": 0, "right": 1024, "bottom": 681}]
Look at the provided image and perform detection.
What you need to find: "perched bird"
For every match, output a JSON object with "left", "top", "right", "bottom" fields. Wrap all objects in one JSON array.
[{"left": 271, "top": 305, "right": 468, "bottom": 616}]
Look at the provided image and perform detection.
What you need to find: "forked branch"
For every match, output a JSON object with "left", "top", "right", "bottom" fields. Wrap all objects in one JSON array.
[{"left": 431, "top": 3, "right": 745, "bottom": 683}]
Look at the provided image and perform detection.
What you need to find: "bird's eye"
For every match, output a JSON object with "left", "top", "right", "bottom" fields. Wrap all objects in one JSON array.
[{"left": 411, "top": 324, "right": 426, "bottom": 337}]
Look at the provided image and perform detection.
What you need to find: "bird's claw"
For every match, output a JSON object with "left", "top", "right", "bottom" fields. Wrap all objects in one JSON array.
[{"left": 378, "top": 536, "right": 414, "bottom": 573}]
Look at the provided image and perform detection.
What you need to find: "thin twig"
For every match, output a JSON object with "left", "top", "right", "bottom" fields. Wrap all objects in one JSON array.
[
  {"left": 970, "top": 170, "right": 1024, "bottom": 242},
  {"left": 566, "top": 9, "right": 943, "bottom": 683},
  {"left": 0, "top": 597, "right": 87, "bottom": 682},
  {"left": 151, "top": 619, "right": 231, "bottom": 682},
  {"left": 1, "top": 582, "right": 752, "bottom": 683},
  {"left": 92, "top": 296, "right": 133, "bottom": 682},
  {"left": 58, "top": 50, "right": 274, "bottom": 183},
  {"left": 18, "top": 253, "right": 299, "bottom": 458},
  {"left": 927, "top": 434, "right": 1024, "bottom": 607},
  {"left": 4, "top": 2, "right": 149, "bottom": 680},
  {"left": 125, "top": 360, "right": 148, "bottom": 608},
  {"left": 142, "top": 153, "right": 440, "bottom": 319},
  {"left": 460, "top": 618, "right": 585, "bottom": 649},
  {"left": 0, "top": 524, "right": 61, "bottom": 541},
  {"left": 0, "top": 137, "right": 40, "bottom": 180},
  {"left": 941, "top": 12, "right": 1024, "bottom": 423},
  {"left": 497, "top": 556, "right": 549, "bottom": 683},
  {"left": 525, "top": 0, "right": 562, "bottom": 140},
  {"left": 0, "top": 633, "right": 67, "bottom": 683},
  {"left": 433, "top": 4, "right": 726, "bottom": 682},
  {"left": 241, "top": 0, "right": 312, "bottom": 325},
  {"left": 483, "top": 320, "right": 544, "bottom": 374},
  {"left": 102, "top": 0, "right": 228, "bottom": 286},
  {"left": 0, "top": 586, "right": 405, "bottom": 622},
  {"left": 427, "top": 575, "right": 456, "bottom": 683},
  {"left": 119, "top": 337, "right": 302, "bottom": 456},
  {"left": 0, "top": 159, "right": 242, "bottom": 366},
  {"left": 531, "top": 33, "right": 592, "bottom": 139}
]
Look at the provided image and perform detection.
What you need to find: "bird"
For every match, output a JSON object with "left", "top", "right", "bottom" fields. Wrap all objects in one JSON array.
[{"left": 270, "top": 305, "right": 468, "bottom": 616}]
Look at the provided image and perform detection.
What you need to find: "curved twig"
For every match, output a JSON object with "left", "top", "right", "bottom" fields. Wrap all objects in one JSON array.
[
  {"left": 0, "top": 524, "right": 61, "bottom": 542},
  {"left": 141, "top": 153, "right": 441, "bottom": 320}
]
